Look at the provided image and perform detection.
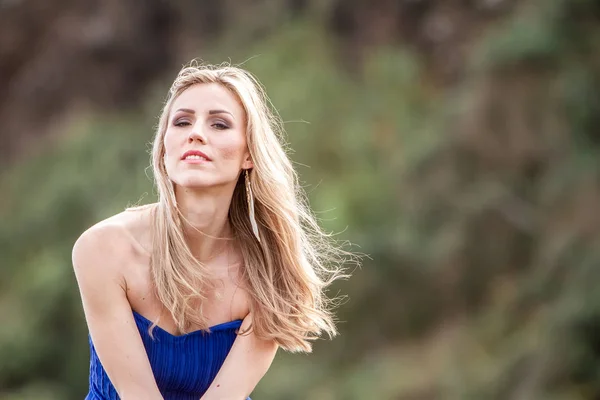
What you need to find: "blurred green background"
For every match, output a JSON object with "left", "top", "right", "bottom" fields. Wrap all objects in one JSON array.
[{"left": 1, "top": 0, "right": 600, "bottom": 399}]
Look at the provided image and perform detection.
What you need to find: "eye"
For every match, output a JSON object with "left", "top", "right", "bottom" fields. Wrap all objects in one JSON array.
[
  {"left": 174, "top": 120, "right": 191, "bottom": 127},
  {"left": 212, "top": 121, "right": 230, "bottom": 130}
]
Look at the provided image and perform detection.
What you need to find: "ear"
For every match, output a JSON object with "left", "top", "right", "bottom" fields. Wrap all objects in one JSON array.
[{"left": 242, "top": 152, "right": 254, "bottom": 170}]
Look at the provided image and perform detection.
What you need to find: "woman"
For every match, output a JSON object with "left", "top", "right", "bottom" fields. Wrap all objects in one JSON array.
[{"left": 72, "top": 61, "right": 351, "bottom": 400}]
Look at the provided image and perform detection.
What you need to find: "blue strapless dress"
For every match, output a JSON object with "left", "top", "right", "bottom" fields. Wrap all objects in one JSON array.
[{"left": 85, "top": 311, "right": 249, "bottom": 400}]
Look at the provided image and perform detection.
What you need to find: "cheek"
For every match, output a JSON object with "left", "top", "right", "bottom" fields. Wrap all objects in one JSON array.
[
  {"left": 163, "top": 130, "right": 176, "bottom": 152},
  {"left": 163, "top": 132, "right": 180, "bottom": 161},
  {"left": 162, "top": 132, "right": 178, "bottom": 171},
  {"left": 218, "top": 137, "right": 247, "bottom": 161},
  {"left": 220, "top": 146, "right": 241, "bottom": 161}
]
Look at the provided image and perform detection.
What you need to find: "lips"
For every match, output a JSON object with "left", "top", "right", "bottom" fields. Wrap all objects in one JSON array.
[{"left": 181, "top": 150, "right": 212, "bottom": 161}]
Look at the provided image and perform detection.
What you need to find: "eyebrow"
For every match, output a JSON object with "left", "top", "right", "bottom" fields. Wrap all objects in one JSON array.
[
  {"left": 174, "top": 108, "right": 234, "bottom": 118},
  {"left": 209, "top": 109, "right": 234, "bottom": 118}
]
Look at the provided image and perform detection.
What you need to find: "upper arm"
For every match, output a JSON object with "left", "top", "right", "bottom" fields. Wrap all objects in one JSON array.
[
  {"left": 72, "top": 224, "right": 163, "bottom": 400},
  {"left": 201, "top": 314, "right": 279, "bottom": 400}
]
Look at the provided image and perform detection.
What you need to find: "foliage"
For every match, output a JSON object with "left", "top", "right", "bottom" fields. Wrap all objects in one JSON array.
[{"left": 1, "top": 0, "right": 600, "bottom": 398}]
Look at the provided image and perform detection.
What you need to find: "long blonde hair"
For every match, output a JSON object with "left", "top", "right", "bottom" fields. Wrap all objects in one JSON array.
[{"left": 148, "top": 61, "right": 351, "bottom": 352}]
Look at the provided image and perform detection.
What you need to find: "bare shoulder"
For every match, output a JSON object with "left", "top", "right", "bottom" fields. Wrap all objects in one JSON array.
[
  {"left": 72, "top": 203, "right": 156, "bottom": 276},
  {"left": 71, "top": 204, "right": 164, "bottom": 397}
]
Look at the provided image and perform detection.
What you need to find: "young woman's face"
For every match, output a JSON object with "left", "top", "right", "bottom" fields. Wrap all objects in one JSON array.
[{"left": 163, "top": 83, "right": 252, "bottom": 190}]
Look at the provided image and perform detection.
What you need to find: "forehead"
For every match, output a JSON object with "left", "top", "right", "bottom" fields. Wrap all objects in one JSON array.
[{"left": 171, "top": 83, "right": 244, "bottom": 118}]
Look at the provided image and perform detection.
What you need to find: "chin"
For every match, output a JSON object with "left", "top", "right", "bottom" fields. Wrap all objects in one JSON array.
[
  {"left": 176, "top": 179, "right": 212, "bottom": 189},
  {"left": 170, "top": 172, "right": 212, "bottom": 189}
]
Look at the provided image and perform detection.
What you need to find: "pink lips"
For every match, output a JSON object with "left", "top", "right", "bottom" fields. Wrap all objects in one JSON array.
[{"left": 181, "top": 150, "right": 212, "bottom": 163}]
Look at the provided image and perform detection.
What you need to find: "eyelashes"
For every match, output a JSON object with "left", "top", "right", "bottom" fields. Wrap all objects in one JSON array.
[
  {"left": 172, "top": 119, "right": 230, "bottom": 130},
  {"left": 212, "top": 122, "right": 230, "bottom": 130}
]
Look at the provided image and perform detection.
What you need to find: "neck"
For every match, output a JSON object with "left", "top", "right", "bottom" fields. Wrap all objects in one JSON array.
[{"left": 175, "top": 185, "right": 234, "bottom": 262}]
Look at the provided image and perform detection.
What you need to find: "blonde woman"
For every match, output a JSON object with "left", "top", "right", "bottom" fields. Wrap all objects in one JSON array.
[{"left": 72, "top": 62, "right": 350, "bottom": 400}]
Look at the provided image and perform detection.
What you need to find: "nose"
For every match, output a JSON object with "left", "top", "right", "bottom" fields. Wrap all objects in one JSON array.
[{"left": 188, "top": 123, "right": 206, "bottom": 144}]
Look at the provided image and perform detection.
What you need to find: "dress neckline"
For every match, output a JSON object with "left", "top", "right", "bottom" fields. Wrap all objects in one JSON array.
[{"left": 132, "top": 310, "right": 242, "bottom": 339}]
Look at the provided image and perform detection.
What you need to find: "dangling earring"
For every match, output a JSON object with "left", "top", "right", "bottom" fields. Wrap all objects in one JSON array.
[{"left": 245, "top": 169, "right": 261, "bottom": 242}]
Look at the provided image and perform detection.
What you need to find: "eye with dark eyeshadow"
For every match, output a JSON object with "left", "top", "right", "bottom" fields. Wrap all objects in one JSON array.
[
  {"left": 173, "top": 118, "right": 191, "bottom": 127},
  {"left": 212, "top": 120, "right": 230, "bottom": 130}
]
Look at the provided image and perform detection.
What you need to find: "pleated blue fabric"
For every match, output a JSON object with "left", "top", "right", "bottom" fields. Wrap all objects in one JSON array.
[{"left": 85, "top": 311, "right": 250, "bottom": 400}]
